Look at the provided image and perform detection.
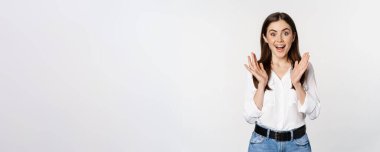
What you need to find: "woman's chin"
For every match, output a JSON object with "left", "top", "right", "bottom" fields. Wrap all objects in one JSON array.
[{"left": 271, "top": 51, "right": 288, "bottom": 59}]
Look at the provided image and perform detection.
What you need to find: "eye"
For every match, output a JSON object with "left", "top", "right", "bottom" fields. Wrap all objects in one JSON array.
[
  {"left": 284, "top": 32, "right": 289, "bottom": 36},
  {"left": 270, "top": 33, "right": 276, "bottom": 37}
]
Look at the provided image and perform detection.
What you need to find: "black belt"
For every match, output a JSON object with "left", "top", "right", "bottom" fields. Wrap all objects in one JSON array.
[{"left": 254, "top": 124, "right": 306, "bottom": 141}]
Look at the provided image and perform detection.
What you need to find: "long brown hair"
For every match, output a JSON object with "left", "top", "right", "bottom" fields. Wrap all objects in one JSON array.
[{"left": 252, "top": 12, "right": 306, "bottom": 90}]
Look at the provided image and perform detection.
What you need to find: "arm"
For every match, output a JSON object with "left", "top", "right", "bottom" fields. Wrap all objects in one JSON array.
[
  {"left": 243, "top": 52, "right": 268, "bottom": 124},
  {"left": 254, "top": 85, "right": 266, "bottom": 110},
  {"left": 291, "top": 53, "right": 321, "bottom": 120},
  {"left": 243, "top": 75, "right": 264, "bottom": 124},
  {"left": 297, "top": 63, "right": 321, "bottom": 120}
]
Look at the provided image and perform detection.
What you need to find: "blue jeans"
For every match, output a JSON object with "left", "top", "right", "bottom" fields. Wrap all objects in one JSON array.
[{"left": 248, "top": 131, "right": 311, "bottom": 152}]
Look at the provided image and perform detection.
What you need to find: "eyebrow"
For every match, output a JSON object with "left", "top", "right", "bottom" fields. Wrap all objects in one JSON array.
[{"left": 268, "top": 28, "right": 291, "bottom": 32}]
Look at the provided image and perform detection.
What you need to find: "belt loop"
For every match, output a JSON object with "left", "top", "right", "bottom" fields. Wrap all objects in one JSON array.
[
  {"left": 266, "top": 128, "right": 270, "bottom": 138},
  {"left": 290, "top": 129, "right": 294, "bottom": 140}
]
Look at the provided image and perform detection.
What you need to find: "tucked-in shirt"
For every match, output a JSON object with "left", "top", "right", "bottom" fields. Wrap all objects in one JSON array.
[{"left": 244, "top": 62, "right": 321, "bottom": 131}]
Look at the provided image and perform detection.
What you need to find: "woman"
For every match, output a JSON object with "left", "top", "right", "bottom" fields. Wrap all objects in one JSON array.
[{"left": 243, "top": 12, "right": 321, "bottom": 152}]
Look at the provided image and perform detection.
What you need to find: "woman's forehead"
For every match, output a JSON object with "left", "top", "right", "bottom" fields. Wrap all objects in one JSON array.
[{"left": 267, "top": 20, "right": 292, "bottom": 32}]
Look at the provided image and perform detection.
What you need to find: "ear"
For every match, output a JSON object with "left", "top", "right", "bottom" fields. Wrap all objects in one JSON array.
[{"left": 262, "top": 34, "right": 268, "bottom": 43}]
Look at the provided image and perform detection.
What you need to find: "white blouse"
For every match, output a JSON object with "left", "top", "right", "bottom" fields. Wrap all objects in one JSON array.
[{"left": 244, "top": 62, "right": 321, "bottom": 131}]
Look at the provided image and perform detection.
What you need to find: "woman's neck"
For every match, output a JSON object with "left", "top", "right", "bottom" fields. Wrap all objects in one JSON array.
[{"left": 271, "top": 56, "right": 290, "bottom": 67}]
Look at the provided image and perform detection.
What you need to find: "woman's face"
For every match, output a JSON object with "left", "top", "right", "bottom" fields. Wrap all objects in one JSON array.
[{"left": 263, "top": 19, "right": 295, "bottom": 59}]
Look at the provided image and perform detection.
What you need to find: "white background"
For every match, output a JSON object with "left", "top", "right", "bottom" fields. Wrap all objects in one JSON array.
[{"left": 1, "top": 0, "right": 379, "bottom": 151}]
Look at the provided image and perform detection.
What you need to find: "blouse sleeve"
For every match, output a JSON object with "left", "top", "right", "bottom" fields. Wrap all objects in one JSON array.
[
  {"left": 297, "top": 63, "right": 321, "bottom": 120},
  {"left": 243, "top": 74, "right": 263, "bottom": 124}
]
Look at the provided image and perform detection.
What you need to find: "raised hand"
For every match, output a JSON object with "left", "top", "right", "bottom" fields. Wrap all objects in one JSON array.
[
  {"left": 244, "top": 52, "right": 268, "bottom": 88},
  {"left": 291, "top": 52, "right": 310, "bottom": 86}
]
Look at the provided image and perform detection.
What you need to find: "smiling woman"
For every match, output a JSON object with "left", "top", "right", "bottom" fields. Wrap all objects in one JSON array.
[
  {"left": 243, "top": 12, "right": 321, "bottom": 152},
  {"left": 265, "top": 22, "right": 293, "bottom": 55}
]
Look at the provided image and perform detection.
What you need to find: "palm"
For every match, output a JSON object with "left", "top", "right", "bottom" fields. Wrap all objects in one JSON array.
[
  {"left": 291, "top": 52, "right": 310, "bottom": 85},
  {"left": 244, "top": 52, "right": 268, "bottom": 87}
]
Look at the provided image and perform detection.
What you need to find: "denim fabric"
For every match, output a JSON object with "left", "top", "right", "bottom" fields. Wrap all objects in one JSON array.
[{"left": 248, "top": 131, "right": 311, "bottom": 152}]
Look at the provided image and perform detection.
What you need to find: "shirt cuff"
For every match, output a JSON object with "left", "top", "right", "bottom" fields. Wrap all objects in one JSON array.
[
  {"left": 297, "top": 93, "right": 317, "bottom": 114},
  {"left": 244, "top": 97, "right": 263, "bottom": 124},
  {"left": 249, "top": 99, "right": 263, "bottom": 115}
]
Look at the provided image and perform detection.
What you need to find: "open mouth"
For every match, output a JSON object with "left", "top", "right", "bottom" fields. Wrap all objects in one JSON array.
[{"left": 275, "top": 45, "right": 286, "bottom": 51}]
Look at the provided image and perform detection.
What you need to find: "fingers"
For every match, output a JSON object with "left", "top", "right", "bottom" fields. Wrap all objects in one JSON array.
[
  {"left": 260, "top": 63, "right": 265, "bottom": 71},
  {"left": 301, "top": 61, "right": 309, "bottom": 73},
  {"left": 293, "top": 52, "right": 310, "bottom": 78},
  {"left": 244, "top": 63, "right": 260, "bottom": 79},
  {"left": 248, "top": 55, "right": 256, "bottom": 70},
  {"left": 300, "top": 52, "right": 310, "bottom": 65},
  {"left": 248, "top": 52, "right": 259, "bottom": 70},
  {"left": 301, "top": 52, "right": 310, "bottom": 70},
  {"left": 244, "top": 63, "right": 255, "bottom": 74},
  {"left": 252, "top": 52, "right": 259, "bottom": 68},
  {"left": 244, "top": 64, "right": 250, "bottom": 72},
  {"left": 295, "top": 52, "right": 309, "bottom": 70},
  {"left": 244, "top": 52, "right": 267, "bottom": 81}
]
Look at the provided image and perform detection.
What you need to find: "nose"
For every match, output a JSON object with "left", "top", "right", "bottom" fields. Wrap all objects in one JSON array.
[{"left": 276, "top": 34, "right": 284, "bottom": 42}]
